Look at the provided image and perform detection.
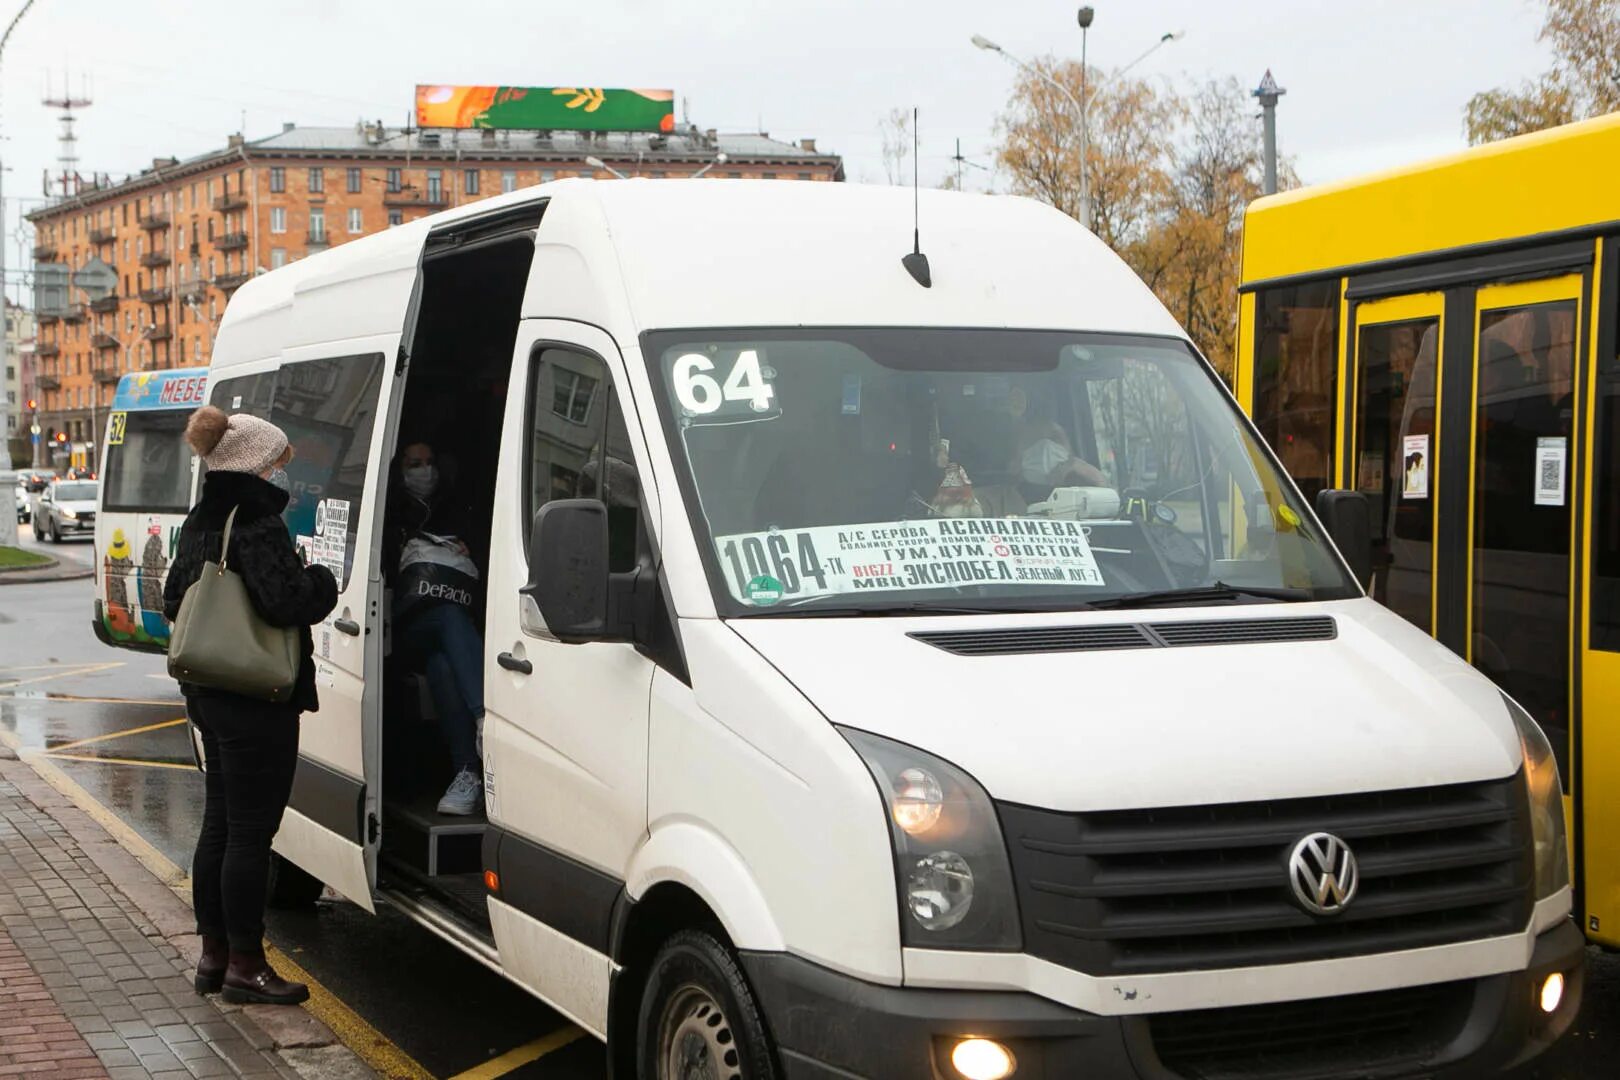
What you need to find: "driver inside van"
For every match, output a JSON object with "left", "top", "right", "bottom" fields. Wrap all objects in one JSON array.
[
  {"left": 389, "top": 441, "right": 486, "bottom": 816},
  {"left": 1010, "top": 388, "right": 1108, "bottom": 500}
]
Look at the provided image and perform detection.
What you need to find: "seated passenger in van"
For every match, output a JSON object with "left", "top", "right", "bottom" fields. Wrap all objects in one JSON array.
[{"left": 389, "top": 441, "right": 486, "bottom": 816}]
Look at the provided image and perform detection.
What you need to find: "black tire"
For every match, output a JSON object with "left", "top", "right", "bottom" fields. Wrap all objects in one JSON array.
[
  {"left": 47, "top": 518, "right": 60, "bottom": 544},
  {"left": 265, "top": 851, "right": 325, "bottom": 909},
  {"left": 636, "top": 930, "right": 777, "bottom": 1080}
]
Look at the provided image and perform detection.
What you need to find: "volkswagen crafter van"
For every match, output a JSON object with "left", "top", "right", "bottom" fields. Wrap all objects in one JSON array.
[{"left": 206, "top": 179, "right": 1580, "bottom": 1079}]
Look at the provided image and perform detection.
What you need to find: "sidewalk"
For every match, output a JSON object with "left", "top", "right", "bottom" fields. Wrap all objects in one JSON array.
[{"left": 0, "top": 756, "right": 373, "bottom": 1080}]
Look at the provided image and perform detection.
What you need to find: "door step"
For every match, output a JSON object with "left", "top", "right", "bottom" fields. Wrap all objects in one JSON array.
[{"left": 385, "top": 794, "right": 486, "bottom": 877}]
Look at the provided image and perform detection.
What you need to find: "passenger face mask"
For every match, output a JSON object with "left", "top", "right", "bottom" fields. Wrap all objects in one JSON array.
[
  {"left": 402, "top": 463, "right": 439, "bottom": 499},
  {"left": 267, "top": 467, "right": 292, "bottom": 492},
  {"left": 1020, "top": 438, "right": 1071, "bottom": 485}
]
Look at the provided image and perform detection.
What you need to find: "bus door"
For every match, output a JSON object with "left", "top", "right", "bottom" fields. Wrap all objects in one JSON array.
[
  {"left": 1467, "top": 276, "right": 1584, "bottom": 818},
  {"left": 1349, "top": 292, "right": 1445, "bottom": 633}
]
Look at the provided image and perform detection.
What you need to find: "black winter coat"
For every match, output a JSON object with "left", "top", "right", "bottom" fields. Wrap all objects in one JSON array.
[{"left": 163, "top": 470, "right": 339, "bottom": 713}]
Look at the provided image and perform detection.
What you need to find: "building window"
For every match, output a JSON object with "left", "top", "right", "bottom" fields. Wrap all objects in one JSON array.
[
  {"left": 427, "top": 169, "right": 442, "bottom": 203},
  {"left": 464, "top": 169, "right": 479, "bottom": 195},
  {"left": 270, "top": 207, "right": 287, "bottom": 233},
  {"left": 347, "top": 167, "right": 361, "bottom": 193},
  {"left": 348, "top": 207, "right": 363, "bottom": 234},
  {"left": 270, "top": 167, "right": 285, "bottom": 193},
  {"left": 762, "top": 172, "right": 777, "bottom": 179},
  {"left": 308, "top": 167, "right": 323, "bottom": 193},
  {"left": 387, "top": 168, "right": 401, "bottom": 193},
  {"left": 271, "top": 248, "right": 286, "bottom": 269},
  {"left": 798, "top": 172, "right": 812, "bottom": 180},
  {"left": 540, "top": 169, "right": 556, "bottom": 183},
  {"left": 388, "top": 209, "right": 403, "bottom": 227},
  {"left": 309, "top": 207, "right": 326, "bottom": 241},
  {"left": 501, "top": 170, "right": 517, "bottom": 193},
  {"left": 551, "top": 367, "right": 597, "bottom": 423}
]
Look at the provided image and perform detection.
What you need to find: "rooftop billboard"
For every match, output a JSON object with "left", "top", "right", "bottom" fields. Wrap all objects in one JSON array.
[{"left": 415, "top": 85, "right": 675, "bottom": 133}]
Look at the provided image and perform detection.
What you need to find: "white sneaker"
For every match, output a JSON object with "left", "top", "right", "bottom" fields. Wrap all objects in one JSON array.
[{"left": 437, "top": 766, "right": 483, "bottom": 816}]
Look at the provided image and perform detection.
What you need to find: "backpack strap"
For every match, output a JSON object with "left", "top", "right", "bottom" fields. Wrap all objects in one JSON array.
[{"left": 218, "top": 506, "right": 240, "bottom": 574}]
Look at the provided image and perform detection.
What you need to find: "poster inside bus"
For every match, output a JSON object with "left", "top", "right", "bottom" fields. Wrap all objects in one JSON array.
[{"left": 93, "top": 368, "right": 208, "bottom": 652}]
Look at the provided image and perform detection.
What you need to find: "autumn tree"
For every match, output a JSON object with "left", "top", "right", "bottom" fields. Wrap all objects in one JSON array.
[
  {"left": 1466, "top": 0, "right": 1620, "bottom": 144},
  {"left": 996, "top": 58, "right": 1179, "bottom": 251},
  {"left": 995, "top": 68, "right": 1267, "bottom": 380}
]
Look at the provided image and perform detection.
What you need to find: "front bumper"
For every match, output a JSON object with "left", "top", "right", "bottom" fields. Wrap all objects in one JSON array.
[{"left": 741, "top": 919, "right": 1584, "bottom": 1080}]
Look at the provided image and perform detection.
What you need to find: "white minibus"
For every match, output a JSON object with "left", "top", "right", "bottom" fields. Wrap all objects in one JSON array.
[{"left": 206, "top": 179, "right": 1580, "bottom": 1079}]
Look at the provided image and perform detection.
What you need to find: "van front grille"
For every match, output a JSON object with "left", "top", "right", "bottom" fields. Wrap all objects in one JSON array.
[
  {"left": 1148, "top": 980, "right": 1475, "bottom": 1080},
  {"left": 998, "top": 774, "right": 1531, "bottom": 975}
]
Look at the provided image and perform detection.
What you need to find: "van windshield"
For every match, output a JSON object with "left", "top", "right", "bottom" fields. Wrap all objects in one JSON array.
[{"left": 643, "top": 328, "right": 1358, "bottom": 615}]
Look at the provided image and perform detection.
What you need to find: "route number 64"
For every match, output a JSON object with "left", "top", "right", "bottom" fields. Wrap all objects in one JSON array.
[{"left": 672, "top": 350, "right": 776, "bottom": 416}]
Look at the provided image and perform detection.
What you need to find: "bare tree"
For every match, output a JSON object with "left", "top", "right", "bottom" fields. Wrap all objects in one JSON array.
[{"left": 879, "top": 107, "right": 914, "bottom": 185}]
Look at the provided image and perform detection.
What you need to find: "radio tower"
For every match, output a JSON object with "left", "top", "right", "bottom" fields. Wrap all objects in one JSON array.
[{"left": 43, "top": 72, "right": 92, "bottom": 198}]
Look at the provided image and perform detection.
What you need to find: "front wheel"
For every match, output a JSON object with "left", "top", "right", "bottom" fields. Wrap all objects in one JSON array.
[{"left": 637, "top": 930, "right": 777, "bottom": 1080}]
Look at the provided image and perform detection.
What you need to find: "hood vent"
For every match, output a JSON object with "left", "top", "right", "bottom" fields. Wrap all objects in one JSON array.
[{"left": 910, "top": 615, "right": 1336, "bottom": 657}]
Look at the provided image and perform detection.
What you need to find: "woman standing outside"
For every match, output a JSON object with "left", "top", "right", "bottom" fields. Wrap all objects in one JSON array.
[{"left": 163, "top": 406, "right": 338, "bottom": 1005}]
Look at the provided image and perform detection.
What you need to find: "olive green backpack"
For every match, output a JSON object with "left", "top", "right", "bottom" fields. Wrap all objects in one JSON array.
[{"left": 167, "top": 506, "right": 301, "bottom": 703}]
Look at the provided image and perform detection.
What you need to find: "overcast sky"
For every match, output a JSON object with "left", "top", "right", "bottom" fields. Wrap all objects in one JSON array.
[{"left": 0, "top": 0, "right": 1553, "bottom": 297}]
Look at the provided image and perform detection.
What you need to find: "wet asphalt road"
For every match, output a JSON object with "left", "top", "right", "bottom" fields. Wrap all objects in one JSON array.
[{"left": 0, "top": 527, "right": 1615, "bottom": 1078}]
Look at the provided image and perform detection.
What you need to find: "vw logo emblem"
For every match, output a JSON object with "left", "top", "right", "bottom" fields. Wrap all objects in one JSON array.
[{"left": 1288, "top": 832, "right": 1359, "bottom": 916}]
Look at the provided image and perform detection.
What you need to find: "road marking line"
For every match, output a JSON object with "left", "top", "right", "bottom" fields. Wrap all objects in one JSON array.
[
  {"left": 7, "top": 729, "right": 436, "bottom": 1080},
  {"left": 446, "top": 1026, "right": 588, "bottom": 1080},
  {"left": 46, "top": 716, "right": 189, "bottom": 753},
  {"left": 41, "top": 752, "right": 195, "bottom": 770},
  {"left": 264, "top": 943, "right": 437, "bottom": 1080},
  {"left": 0, "top": 662, "right": 124, "bottom": 690},
  {"left": 38, "top": 692, "right": 183, "bottom": 706}
]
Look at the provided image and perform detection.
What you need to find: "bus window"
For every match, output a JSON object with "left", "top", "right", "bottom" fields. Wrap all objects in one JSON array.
[
  {"left": 1472, "top": 299, "right": 1577, "bottom": 781},
  {"left": 101, "top": 409, "right": 194, "bottom": 514},
  {"left": 1253, "top": 281, "right": 1340, "bottom": 504}
]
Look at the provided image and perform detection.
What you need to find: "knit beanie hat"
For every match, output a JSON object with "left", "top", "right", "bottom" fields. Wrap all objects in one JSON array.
[{"left": 185, "top": 405, "right": 289, "bottom": 475}]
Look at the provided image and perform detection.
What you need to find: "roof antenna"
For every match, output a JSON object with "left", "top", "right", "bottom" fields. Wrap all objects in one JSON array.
[{"left": 901, "top": 106, "right": 931, "bottom": 288}]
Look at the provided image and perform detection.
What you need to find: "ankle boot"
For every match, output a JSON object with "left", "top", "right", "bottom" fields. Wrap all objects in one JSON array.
[
  {"left": 194, "top": 935, "right": 229, "bottom": 994},
  {"left": 221, "top": 952, "right": 309, "bottom": 1006}
]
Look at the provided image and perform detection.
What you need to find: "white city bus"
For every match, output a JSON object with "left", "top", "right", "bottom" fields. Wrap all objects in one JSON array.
[{"left": 92, "top": 367, "right": 208, "bottom": 651}]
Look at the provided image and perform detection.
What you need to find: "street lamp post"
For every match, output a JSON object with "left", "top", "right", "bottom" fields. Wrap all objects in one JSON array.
[
  {"left": 584, "top": 156, "right": 630, "bottom": 180},
  {"left": 972, "top": 20, "right": 1183, "bottom": 230}
]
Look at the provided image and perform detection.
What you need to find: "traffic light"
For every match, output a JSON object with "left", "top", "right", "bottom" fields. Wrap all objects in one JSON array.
[
  {"left": 26, "top": 398, "right": 36, "bottom": 411},
  {"left": 54, "top": 431, "right": 66, "bottom": 443}
]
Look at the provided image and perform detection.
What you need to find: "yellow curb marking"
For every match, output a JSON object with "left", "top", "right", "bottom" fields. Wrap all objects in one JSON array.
[
  {"left": 446, "top": 1024, "right": 588, "bottom": 1080},
  {"left": 41, "top": 752, "right": 195, "bottom": 770},
  {"left": 46, "top": 716, "right": 189, "bottom": 754},
  {"left": 264, "top": 943, "right": 437, "bottom": 1080},
  {"left": 38, "top": 692, "right": 183, "bottom": 706}
]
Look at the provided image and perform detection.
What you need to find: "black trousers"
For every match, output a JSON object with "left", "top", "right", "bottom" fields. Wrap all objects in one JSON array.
[{"left": 188, "top": 692, "right": 301, "bottom": 954}]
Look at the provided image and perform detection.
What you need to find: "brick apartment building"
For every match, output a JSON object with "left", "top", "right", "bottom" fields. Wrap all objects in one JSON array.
[{"left": 26, "top": 122, "right": 842, "bottom": 467}]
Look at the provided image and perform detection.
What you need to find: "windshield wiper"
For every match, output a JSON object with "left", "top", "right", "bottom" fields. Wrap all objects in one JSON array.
[{"left": 1084, "top": 581, "right": 1311, "bottom": 611}]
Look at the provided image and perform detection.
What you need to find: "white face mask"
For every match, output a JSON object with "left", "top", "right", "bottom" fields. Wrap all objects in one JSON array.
[
  {"left": 1020, "top": 438, "right": 1071, "bottom": 484},
  {"left": 402, "top": 463, "right": 438, "bottom": 499},
  {"left": 266, "top": 466, "right": 291, "bottom": 492}
]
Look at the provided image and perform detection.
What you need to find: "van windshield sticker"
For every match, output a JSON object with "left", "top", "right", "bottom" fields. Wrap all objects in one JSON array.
[
  {"left": 671, "top": 349, "right": 781, "bottom": 423},
  {"left": 714, "top": 517, "right": 1106, "bottom": 605}
]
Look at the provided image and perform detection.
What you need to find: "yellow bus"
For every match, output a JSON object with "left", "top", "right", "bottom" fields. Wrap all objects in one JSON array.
[{"left": 1235, "top": 111, "right": 1620, "bottom": 944}]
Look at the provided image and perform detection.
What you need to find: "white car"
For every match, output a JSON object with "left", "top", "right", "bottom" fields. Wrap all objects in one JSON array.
[
  {"left": 12, "top": 483, "right": 26, "bottom": 524},
  {"left": 33, "top": 479, "right": 98, "bottom": 542}
]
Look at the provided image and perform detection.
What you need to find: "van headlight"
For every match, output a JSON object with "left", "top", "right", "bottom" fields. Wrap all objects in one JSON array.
[
  {"left": 839, "top": 727, "right": 1021, "bottom": 949},
  {"left": 59, "top": 507, "right": 77, "bottom": 519},
  {"left": 1503, "top": 693, "right": 1570, "bottom": 899}
]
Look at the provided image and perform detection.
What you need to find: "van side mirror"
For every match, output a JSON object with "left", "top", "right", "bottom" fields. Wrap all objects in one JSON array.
[
  {"left": 1314, "top": 489, "right": 1372, "bottom": 589},
  {"left": 520, "top": 499, "right": 635, "bottom": 644}
]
